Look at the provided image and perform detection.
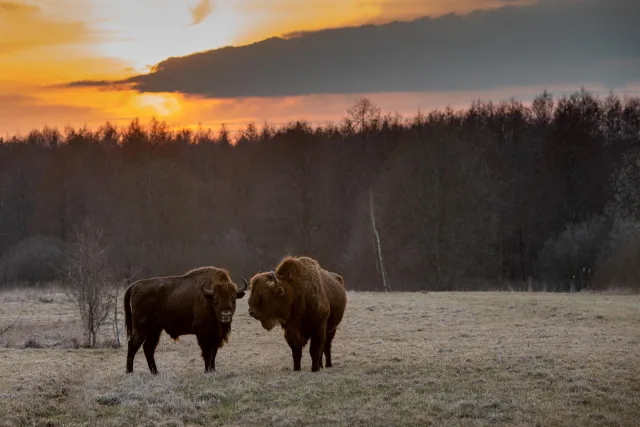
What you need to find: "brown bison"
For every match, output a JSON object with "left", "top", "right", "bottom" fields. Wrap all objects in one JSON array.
[
  {"left": 247, "top": 256, "right": 347, "bottom": 372},
  {"left": 123, "top": 266, "right": 248, "bottom": 374}
]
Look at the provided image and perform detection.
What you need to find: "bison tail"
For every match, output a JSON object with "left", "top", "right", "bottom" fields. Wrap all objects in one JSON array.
[{"left": 124, "top": 285, "right": 133, "bottom": 339}]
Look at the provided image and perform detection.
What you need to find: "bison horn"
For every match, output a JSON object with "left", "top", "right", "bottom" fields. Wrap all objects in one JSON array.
[
  {"left": 269, "top": 270, "right": 279, "bottom": 283},
  {"left": 240, "top": 277, "right": 249, "bottom": 292},
  {"left": 200, "top": 281, "right": 214, "bottom": 297}
]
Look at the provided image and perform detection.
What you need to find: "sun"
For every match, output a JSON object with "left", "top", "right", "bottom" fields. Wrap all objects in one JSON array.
[{"left": 133, "top": 93, "right": 183, "bottom": 117}]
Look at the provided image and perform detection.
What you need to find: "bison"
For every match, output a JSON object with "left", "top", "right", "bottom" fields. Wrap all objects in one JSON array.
[
  {"left": 123, "top": 266, "right": 248, "bottom": 374},
  {"left": 247, "top": 256, "right": 347, "bottom": 372}
]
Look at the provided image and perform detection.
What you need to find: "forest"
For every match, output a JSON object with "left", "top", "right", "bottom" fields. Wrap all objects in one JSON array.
[{"left": 1, "top": 88, "right": 639, "bottom": 292}]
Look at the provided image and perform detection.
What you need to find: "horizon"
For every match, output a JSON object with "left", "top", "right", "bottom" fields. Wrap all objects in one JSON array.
[
  {"left": 0, "top": 85, "right": 640, "bottom": 143},
  {"left": 1, "top": 0, "right": 638, "bottom": 137},
  {"left": 2, "top": 86, "right": 636, "bottom": 141}
]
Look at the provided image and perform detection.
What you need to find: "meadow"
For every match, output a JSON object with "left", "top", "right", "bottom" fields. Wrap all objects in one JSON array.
[{"left": 0, "top": 286, "right": 639, "bottom": 426}]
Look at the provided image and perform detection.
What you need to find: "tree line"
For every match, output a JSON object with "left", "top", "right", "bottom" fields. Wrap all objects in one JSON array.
[{"left": 1, "top": 88, "right": 639, "bottom": 292}]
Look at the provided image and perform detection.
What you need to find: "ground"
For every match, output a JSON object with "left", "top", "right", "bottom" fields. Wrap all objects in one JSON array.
[{"left": 0, "top": 286, "right": 639, "bottom": 427}]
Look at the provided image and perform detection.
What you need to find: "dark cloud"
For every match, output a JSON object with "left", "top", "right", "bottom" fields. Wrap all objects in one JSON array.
[
  {"left": 66, "top": 0, "right": 640, "bottom": 98},
  {"left": 362, "top": 0, "right": 534, "bottom": 24},
  {"left": 55, "top": 80, "right": 130, "bottom": 90}
]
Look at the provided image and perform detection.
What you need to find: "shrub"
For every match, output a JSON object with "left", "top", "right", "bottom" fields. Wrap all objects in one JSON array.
[
  {"left": 593, "top": 219, "right": 640, "bottom": 291},
  {"left": 61, "top": 219, "right": 115, "bottom": 348},
  {"left": 0, "top": 236, "right": 65, "bottom": 285},
  {"left": 538, "top": 217, "right": 609, "bottom": 291}
]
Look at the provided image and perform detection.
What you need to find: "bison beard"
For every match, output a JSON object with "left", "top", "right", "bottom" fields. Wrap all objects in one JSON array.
[
  {"left": 123, "top": 266, "right": 247, "bottom": 374},
  {"left": 247, "top": 256, "right": 347, "bottom": 372}
]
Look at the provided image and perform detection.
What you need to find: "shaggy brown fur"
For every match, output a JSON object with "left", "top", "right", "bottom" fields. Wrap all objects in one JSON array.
[
  {"left": 124, "top": 266, "right": 247, "bottom": 374},
  {"left": 247, "top": 256, "right": 347, "bottom": 372}
]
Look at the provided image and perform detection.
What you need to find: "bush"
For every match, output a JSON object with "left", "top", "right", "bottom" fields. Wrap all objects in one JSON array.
[
  {"left": 593, "top": 219, "right": 640, "bottom": 291},
  {"left": 538, "top": 217, "right": 609, "bottom": 291},
  {"left": 62, "top": 219, "right": 115, "bottom": 348}
]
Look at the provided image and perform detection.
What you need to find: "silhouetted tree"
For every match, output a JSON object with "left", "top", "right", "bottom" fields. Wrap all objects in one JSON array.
[{"left": 0, "top": 88, "right": 638, "bottom": 292}]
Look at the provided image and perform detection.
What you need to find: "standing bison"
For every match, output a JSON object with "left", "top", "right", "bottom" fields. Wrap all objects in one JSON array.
[
  {"left": 247, "top": 256, "right": 347, "bottom": 372},
  {"left": 123, "top": 266, "right": 247, "bottom": 374}
]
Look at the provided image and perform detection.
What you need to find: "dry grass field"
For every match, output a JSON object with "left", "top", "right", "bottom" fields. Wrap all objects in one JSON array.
[{"left": 0, "top": 286, "right": 639, "bottom": 427}]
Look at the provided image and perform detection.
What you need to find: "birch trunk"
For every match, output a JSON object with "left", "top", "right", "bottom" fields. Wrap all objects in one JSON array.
[{"left": 369, "top": 188, "right": 390, "bottom": 292}]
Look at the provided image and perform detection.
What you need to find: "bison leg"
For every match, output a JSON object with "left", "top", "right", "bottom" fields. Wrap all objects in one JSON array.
[
  {"left": 323, "top": 328, "right": 337, "bottom": 368},
  {"left": 309, "top": 326, "right": 326, "bottom": 372},
  {"left": 284, "top": 329, "right": 306, "bottom": 372},
  {"left": 126, "top": 331, "right": 144, "bottom": 373},
  {"left": 196, "top": 335, "right": 213, "bottom": 372},
  {"left": 291, "top": 346, "right": 303, "bottom": 371},
  {"left": 209, "top": 343, "right": 219, "bottom": 371},
  {"left": 142, "top": 329, "right": 162, "bottom": 374}
]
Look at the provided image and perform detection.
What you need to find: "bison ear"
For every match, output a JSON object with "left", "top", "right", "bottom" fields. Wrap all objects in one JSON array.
[{"left": 275, "top": 285, "right": 285, "bottom": 297}]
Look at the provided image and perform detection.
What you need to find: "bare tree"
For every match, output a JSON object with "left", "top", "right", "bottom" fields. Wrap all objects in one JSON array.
[
  {"left": 347, "top": 97, "right": 381, "bottom": 134},
  {"left": 62, "top": 219, "right": 114, "bottom": 348},
  {"left": 370, "top": 187, "right": 390, "bottom": 291},
  {"left": 109, "top": 286, "right": 122, "bottom": 348}
]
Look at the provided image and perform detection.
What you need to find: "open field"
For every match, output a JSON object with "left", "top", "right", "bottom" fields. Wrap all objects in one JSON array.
[{"left": 1, "top": 287, "right": 639, "bottom": 426}]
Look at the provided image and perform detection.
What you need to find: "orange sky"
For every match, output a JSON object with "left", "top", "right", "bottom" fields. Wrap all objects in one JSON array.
[{"left": 0, "top": 0, "right": 634, "bottom": 137}]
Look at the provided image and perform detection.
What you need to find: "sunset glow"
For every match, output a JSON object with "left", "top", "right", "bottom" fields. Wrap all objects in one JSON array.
[{"left": 1, "top": 0, "right": 638, "bottom": 136}]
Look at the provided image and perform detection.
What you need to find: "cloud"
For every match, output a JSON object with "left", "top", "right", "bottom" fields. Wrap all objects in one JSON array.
[
  {"left": 362, "top": 0, "right": 536, "bottom": 23},
  {"left": 0, "top": 1, "right": 100, "bottom": 55},
  {"left": 188, "top": 0, "right": 213, "bottom": 26},
  {"left": 0, "top": 94, "right": 96, "bottom": 118},
  {"left": 61, "top": 0, "right": 640, "bottom": 98},
  {"left": 0, "top": 93, "right": 108, "bottom": 136},
  {"left": 0, "top": 1, "right": 129, "bottom": 87},
  {"left": 55, "top": 79, "right": 129, "bottom": 90}
]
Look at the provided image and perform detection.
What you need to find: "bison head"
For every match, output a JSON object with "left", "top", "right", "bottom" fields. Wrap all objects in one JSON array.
[
  {"left": 247, "top": 270, "right": 290, "bottom": 331},
  {"left": 200, "top": 270, "right": 248, "bottom": 324}
]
